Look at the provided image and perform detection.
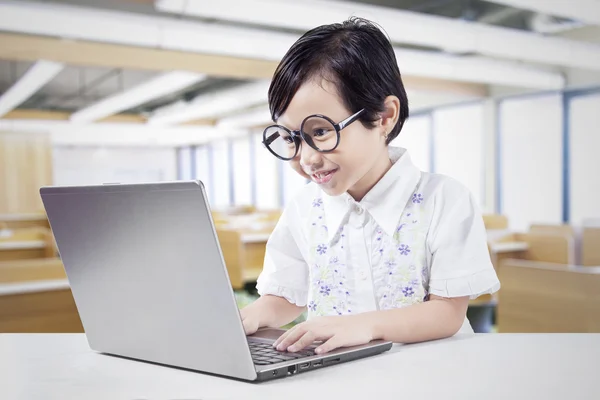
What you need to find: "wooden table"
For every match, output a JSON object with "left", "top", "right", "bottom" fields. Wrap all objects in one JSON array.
[
  {"left": 1, "top": 333, "right": 598, "bottom": 399},
  {"left": 0, "top": 240, "right": 48, "bottom": 261}
]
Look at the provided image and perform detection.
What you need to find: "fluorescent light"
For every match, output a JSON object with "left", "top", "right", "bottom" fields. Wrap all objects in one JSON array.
[
  {"left": 0, "top": 60, "right": 64, "bottom": 118},
  {"left": 395, "top": 49, "right": 565, "bottom": 89},
  {"left": 483, "top": 0, "right": 600, "bottom": 26},
  {"left": 216, "top": 106, "right": 272, "bottom": 129},
  {"left": 0, "top": 118, "right": 246, "bottom": 147},
  {"left": 156, "top": 0, "right": 600, "bottom": 71},
  {"left": 148, "top": 80, "right": 271, "bottom": 126},
  {"left": 70, "top": 71, "right": 205, "bottom": 123},
  {"left": 0, "top": 1, "right": 569, "bottom": 88}
]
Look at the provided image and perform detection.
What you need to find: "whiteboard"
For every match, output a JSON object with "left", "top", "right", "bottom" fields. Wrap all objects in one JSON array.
[{"left": 53, "top": 147, "right": 177, "bottom": 186}]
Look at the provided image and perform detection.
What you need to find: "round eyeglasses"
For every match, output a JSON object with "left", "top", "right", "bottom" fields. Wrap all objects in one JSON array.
[{"left": 262, "top": 109, "right": 365, "bottom": 161}]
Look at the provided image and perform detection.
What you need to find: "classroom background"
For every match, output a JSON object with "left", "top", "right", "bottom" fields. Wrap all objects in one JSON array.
[{"left": 1, "top": 0, "right": 599, "bottom": 334}]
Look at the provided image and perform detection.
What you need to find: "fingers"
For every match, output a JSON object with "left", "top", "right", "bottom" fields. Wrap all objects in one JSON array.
[
  {"left": 287, "top": 331, "right": 316, "bottom": 353},
  {"left": 315, "top": 335, "right": 345, "bottom": 354},
  {"left": 275, "top": 326, "right": 312, "bottom": 351},
  {"left": 242, "top": 316, "right": 258, "bottom": 336}
]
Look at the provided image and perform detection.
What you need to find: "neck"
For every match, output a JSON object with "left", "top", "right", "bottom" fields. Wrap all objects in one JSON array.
[{"left": 347, "top": 148, "right": 393, "bottom": 202}]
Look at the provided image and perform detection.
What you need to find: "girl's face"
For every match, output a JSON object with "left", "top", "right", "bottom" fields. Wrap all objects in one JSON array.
[{"left": 276, "top": 79, "right": 399, "bottom": 201}]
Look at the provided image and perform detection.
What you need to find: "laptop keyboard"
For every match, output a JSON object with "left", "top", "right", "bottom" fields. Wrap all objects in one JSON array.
[{"left": 248, "top": 341, "right": 315, "bottom": 365}]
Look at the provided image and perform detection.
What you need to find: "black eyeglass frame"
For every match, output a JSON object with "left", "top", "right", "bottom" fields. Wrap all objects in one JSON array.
[{"left": 262, "top": 108, "right": 365, "bottom": 161}]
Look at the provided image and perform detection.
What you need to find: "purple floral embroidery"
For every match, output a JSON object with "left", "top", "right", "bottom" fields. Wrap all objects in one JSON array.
[
  {"left": 312, "top": 198, "right": 323, "bottom": 207},
  {"left": 320, "top": 285, "right": 331, "bottom": 296},
  {"left": 396, "top": 223, "right": 406, "bottom": 232},
  {"left": 309, "top": 301, "right": 317, "bottom": 311},
  {"left": 385, "top": 260, "right": 396, "bottom": 268},
  {"left": 410, "top": 278, "right": 420, "bottom": 286},
  {"left": 412, "top": 193, "right": 424, "bottom": 204},
  {"left": 402, "top": 286, "right": 415, "bottom": 297},
  {"left": 398, "top": 244, "right": 411, "bottom": 255},
  {"left": 330, "top": 256, "right": 339, "bottom": 264},
  {"left": 316, "top": 244, "right": 327, "bottom": 255}
]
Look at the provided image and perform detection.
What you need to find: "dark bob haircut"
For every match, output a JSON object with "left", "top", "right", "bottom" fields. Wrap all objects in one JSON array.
[{"left": 268, "top": 17, "right": 409, "bottom": 144}]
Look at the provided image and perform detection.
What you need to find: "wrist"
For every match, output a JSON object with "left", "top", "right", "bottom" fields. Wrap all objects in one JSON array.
[{"left": 361, "top": 311, "right": 384, "bottom": 341}]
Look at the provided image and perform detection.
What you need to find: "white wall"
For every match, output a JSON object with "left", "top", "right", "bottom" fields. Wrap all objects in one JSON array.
[
  {"left": 252, "top": 132, "right": 279, "bottom": 210},
  {"left": 53, "top": 146, "right": 177, "bottom": 186},
  {"left": 569, "top": 92, "right": 600, "bottom": 225},
  {"left": 231, "top": 135, "right": 252, "bottom": 206},
  {"left": 194, "top": 145, "right": 212, "bottom": 198},
  {"left": 177, "top": 147, "right": 192, "bottom": 180},
  {"left": 499, "top": 94, "right": 563, "bottom": 231},
  {"left": 210, "top": 139, "right": 231, "bottom": 209},
  {"left": 433, "top": 103, "right": 485, "bottom": 206},
  {"left": 391, "top": 114, "right": 431, "bottom": 172}
]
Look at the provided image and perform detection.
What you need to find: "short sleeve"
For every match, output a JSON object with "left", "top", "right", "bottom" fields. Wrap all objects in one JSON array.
[
  {"left": 426, "top": 180, "right": 500, "bottom": 299},
  {"left": 255, "top": 205, "right": 309, "bottom": 306}
]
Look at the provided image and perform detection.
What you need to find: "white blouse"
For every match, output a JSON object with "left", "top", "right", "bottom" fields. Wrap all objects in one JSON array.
[{"left": 256, "top": 146, "right": 500, "bottom": 333}]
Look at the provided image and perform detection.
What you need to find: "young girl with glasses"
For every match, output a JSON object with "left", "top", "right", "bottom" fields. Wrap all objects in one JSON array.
[{"left": 241, "top": 17, "right": 500, "bottom": 355}]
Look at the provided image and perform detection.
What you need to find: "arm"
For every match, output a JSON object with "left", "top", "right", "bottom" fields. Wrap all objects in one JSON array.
[
  {"left": 365, "top": 294, "right": 469, "bottom": 343},
  {"left": 240, "top": 295, "right": 306, "bottom": 335},
  {"left": 242, "top": 204, "right": 310, "bottom": 335},
  {"left": 273, "top": 295, "right": 468, "bottom": 353}
]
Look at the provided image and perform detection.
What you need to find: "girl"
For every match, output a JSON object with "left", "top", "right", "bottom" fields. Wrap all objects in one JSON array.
[{"left": 240, "top": 17, "right": 500, "bottom": 355}]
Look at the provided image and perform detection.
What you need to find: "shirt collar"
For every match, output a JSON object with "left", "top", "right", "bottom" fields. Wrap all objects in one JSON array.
[{"left": 322, "top": 146, "right": 422, "bottom": 244}]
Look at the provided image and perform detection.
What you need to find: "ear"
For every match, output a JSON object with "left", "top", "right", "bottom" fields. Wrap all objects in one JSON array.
[{"left": 379, "top": 95, "right": 400, "bottom": 138}]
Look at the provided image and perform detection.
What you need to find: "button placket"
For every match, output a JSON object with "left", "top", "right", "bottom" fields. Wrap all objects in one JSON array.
[{"left": 347, "top": 211, "right": 377, "bottom": 312}]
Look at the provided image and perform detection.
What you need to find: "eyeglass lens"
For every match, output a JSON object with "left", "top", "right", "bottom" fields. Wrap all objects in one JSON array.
[{"left": 264, "top": 116, "right": 338, "bottom": 159}]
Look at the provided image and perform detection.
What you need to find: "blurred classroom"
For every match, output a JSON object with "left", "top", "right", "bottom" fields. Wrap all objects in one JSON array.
[{"left": 0, "top": 0, "right": 599, "bottom": 335}]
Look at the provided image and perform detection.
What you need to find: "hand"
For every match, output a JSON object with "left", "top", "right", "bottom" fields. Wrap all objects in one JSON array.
[
  {"left": 273, "top": 315, "right": 374, "bottom": 355},
  {"left": 240, "top": 306, "right": 260, "bottom": 336}
]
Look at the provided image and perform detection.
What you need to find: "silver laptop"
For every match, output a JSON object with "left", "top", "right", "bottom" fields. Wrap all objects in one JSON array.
[{"left": 40, "top": 180, "right": 392, "bottom": 382}]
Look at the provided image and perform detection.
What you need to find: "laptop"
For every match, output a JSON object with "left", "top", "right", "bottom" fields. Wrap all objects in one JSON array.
[{"left": 39, "top": 180, "right": 393, "bottom": 382}]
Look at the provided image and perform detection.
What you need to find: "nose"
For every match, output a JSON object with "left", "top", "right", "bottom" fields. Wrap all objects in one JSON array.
[{"left": 298, "top": 142, "right": 322, "bottom": 171}]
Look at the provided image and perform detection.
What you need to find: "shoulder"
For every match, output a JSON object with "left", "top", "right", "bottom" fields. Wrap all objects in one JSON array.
[
  {"left": 420, "top": 173, "right": 485, "bottom": 247},
  {"left": 419, "top": 171, "right": 475, "bottom": 206}
]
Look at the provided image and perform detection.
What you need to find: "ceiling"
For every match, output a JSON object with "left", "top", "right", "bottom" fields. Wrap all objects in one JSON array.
[{"left": 0, "top": 0, "right": 596, "bottom": 126}]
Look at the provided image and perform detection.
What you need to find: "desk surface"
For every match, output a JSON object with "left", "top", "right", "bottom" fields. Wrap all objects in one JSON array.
[
  {"left": 0, "top": 240, "right": 46, "bottom": 250},
  {"left": 1, "top": 333, "right": 598, "bottom": 400},
  {"left": 489, "top": 241, "right": 529, "bottom": 253}
]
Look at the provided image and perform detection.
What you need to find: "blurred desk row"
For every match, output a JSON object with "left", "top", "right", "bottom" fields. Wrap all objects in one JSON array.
[{"left": 1, "top": 211, "right": 600, "bottom": 334}]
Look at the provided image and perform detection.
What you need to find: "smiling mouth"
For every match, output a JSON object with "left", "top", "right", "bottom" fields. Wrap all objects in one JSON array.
[{"left": 311, "top": 169, "right": 338, "bottom": 184}]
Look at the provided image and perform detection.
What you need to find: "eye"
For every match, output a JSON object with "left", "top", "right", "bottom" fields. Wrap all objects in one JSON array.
[{"left": 313, "top": 128, "right": 331, "bottom": 137}]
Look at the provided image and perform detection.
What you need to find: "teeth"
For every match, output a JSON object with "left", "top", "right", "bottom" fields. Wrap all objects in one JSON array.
[{"left": 314, "top": 171, "right": 333, "bottom": 179}]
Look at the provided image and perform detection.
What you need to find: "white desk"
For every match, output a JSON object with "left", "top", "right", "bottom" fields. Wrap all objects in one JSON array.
[
  {"left": 489, "top": 241, "right": 529, "bottom": 253},
  {"left": 1, "top": 334, "right": 599, "bottom": 400},
  {"left": 240, "top": 232, "right": 271, "bottom": 243},
  {"left": 0, "top": 240, "right": 45, "bottom": 250},
  {"left": 0, "top": 279, "right": 69, "bottom": 296}
]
